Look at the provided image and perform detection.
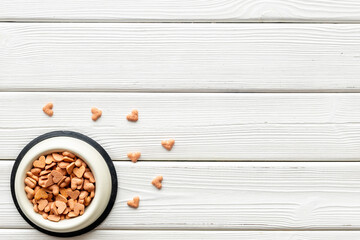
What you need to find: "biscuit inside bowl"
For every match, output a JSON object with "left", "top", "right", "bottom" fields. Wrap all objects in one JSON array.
[{"left": 11, "top": 131, "right": 117, "bottom": 237}]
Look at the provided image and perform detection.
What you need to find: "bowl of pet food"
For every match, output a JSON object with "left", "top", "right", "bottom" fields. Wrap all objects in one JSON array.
[{"left": 10, "top": 131, "right": 117, "bottom": 237}]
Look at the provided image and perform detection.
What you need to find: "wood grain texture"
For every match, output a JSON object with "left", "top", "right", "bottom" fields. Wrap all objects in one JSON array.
[
  {"left": 2, "top": 229, "right": 360, "bottom": 240},
  {"left": 0, "top": 0, "right": 360, "bottom": 22},
  {"left": 3, "top": 161, "right": 360, "bottom": 229},
  {"left": 2, "top": 93, "right": 360, "bottom": 160},
  {"left": 1, "top": 23, "right": 360, "bottom": 92}
]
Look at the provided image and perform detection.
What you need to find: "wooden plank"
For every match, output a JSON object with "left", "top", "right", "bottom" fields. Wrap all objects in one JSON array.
[
  {"left": 3, "top": 161, "right": 360, "bottom": 229},
  {"left": 1, "top": 1, "right": 360, "bottom": 22},
  {"left": 2, "top": 92, "right": 360, "bottom": 161},
  {"left": 1, "top": 23, "right": 360, "bottom": 92},
  {"left": 1, "top": 229, "right": 360, "bottom": 240}
]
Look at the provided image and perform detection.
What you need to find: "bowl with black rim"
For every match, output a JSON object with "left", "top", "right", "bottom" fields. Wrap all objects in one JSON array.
[{"left": 11, "top": 131, "right": 117, "bottom": 237}]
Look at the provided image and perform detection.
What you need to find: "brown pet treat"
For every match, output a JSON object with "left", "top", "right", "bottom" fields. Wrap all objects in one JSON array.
[
  {"left": 42, "top": 103, "right": 53, "bottom": 117},
  {"left": 127, "top": 152, "right": 141, "bottom": 163},
  {"left": 71, "top": 177, "right": 83, "bottom": 190},
  {"left": 68, "top": 211, "right": 78, "bottom": 218},
  {"left": 33, "top": 156, "right": 46, "bottom": 169},
  {"left": 66, "top": 162, "right": 75, "bottom": 175},
  {"left": 152, "top": 176, "right": 163, "bottom": 190},
  {"left": 161, "top": 139, "right": 175, "bottom": 151},
  {"left": 45, "top": 155, "right": 54, "bottom": 164},
  {"left": 25, "top": 177, "right": 37, "bottom": 188},
  {"left": 39, "top": 169, "right": 51, "bottom": 176},
  {"left": 38, "top": 175, "right": 54, "bottom": 188},
  {"left": 59, "top": 177, "right": 71, "bottom": 188},
  {"left": 48, "top": 215, "right": 60, "bottom": 222},
  {"left": 83, "top": 180, "right": 95, "bottom": 192},
  {"left": 127, "top": 196, "right": 140, "bottom": 209},
  {"left": 33, "top": 204, "right": 39, "bottom": 213},
  {"left": 79, "top": 191, "right": 88, "bottom": 200},
  {"left": 58, "top": 161, "right": 69, "bottom": 169},
  {"left": 27, "top": 172, "right": 39, "bottom": 182},
  {"left": 30, "top": 168, "right": 41, "bottom": 176},
  {"left": 84, "top": 196, "right": 92, "bottom": 206},
  {"left": 73, "top": 165, "right": 86, "bottom": 178},
  {"left": 52, "top": 153, "right": 64, "bottom": 162},
  {"left": 68, "top": 199, "right": 75, "bottom": 210},
  {"left": 62, "top": 151, "right": 75, "bottom": 158},
  {"left": 90, "top": 190, "right": 95, "bottom": 198},
  {"left": 67, "top": 189, "right": 80, "bottom": 200},
  {"left": 48, "top": 184, "right": 60, "bottom": 196},
  {"left": 84, "top": 171, "right": 95, "bottom": 183},
  {"left": 55, "top": 201, "right": 67, "bottom": 214},
  {"left": 37, "top": 199, "right": 48, "bottom": 211},
  {"left": 56, "top": 194, "right": 67, "bottom": 203},
  {"left": 74, "top": 203, "right": 85, "bottom": 216},
  {"left": 91, "top": 107, "right": 102, "bottom": 121},
  {"left": 45, "top": 162, "right": 56, "bottom": 170},
  {"left": 63, "top": 156, "right": 75, "bottom": 163},
  {"left": 126, "top": 109, "right": 139, "bottom": 122},
  {"left": 59, "top": 188, "right": 68, "bottom": 198},
  {"left": 34, "top": 188, "right": 48, "bottom": 201},
  {"left": 42, "top": 212, "right": 49, "bottom": 219}
]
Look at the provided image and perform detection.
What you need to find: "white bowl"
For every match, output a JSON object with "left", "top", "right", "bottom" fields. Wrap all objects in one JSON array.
[{"left": 11, "top": 131, "right": 117, "bottom": 237}]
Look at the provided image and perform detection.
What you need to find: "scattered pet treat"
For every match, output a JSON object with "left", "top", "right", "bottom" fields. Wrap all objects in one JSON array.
[
  {"left": 126, "top": 109, "right": 139, "bottom": 122},
  {"left": 25, "top": 151, "right": 96, "bottom": 222},
  {"left": 42, "top": 103, "right": 54, "bottom": 117},
  {"left": 127, "top": 196, "right": 140, "bottom": 209},
  {"left": 127, "top": 152, "right": 141, "bottom": 163},
  {"left": 91, "top": 107, "right": 102, "bottom": 121},
  {"left": 151, "top": 176, "right": 163, "bottom": 190},
  {"left": 161, "top": 139, "right": 175, "bottom": 151}
]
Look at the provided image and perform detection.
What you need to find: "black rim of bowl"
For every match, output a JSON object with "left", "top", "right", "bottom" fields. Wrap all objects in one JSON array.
[{"left": 10, "top": 131, "right": 118, "bottom": 237}]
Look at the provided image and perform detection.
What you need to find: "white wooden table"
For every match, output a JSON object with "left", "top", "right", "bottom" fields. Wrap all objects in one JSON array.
[{"left": 1, "top": 1, "right": 360, "bottom": 239}]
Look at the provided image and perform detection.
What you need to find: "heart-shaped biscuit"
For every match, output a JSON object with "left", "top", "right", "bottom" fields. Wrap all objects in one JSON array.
[
  {"left": 45, "top": 162, "right": 56, "bottom": 170},
  {"left": 55, "top": 194, "right": 67, "bottom": 203},
  {"left": 84, "top": 171, "right": 95, "bottom": 183},
  {"left": 50, "top": 170, "right": 63, "bottom": 183},
  {"left": 91, "top": 107, "right": 102, "bottom": 121},
  {"left": 62, "top": 151, "right": 75, "bottom": 158},
  {"left": 161, "top": 139, "right": 175, "bottom": 151},
  {"left": 66, "top": 162, "right": 75, "bottom": 175},
  {"left": 34, "top": 188, "right": 48, "bottom": 201},
  {"left": 74, "top": 203, "right": 85, "bottom": 216},
  {"left": 151, "top": 175, "right": 163, "bottom": 190},
  {"left": 45, "top": 155, "right": 54, "bottom": 164},
  {"left": 33, "top": 156, "right": 46, "bottom": 169},
  {"left": 48, "top": 214, "right": 60, "bottom": 222},
  {"left": 126, "top": 109, "right": 138, "bottom": 122},
  {"left": 55, "top": 201, "right": 67, "bottom": 214},
  {"left": 127, "top": 196, "right": 140, "bottom": 209},
  {"left": 73, "top": 165, "right": 85, "bottom": 178},
  {"left": 67, "top": 189, "right": 80, "bottom": 200},
  {"left": 42, "top": 102, "right": 53, "bottom": 117},
  {"left": 68, "top": 199, "right": 75, "bottom": 210},
  {"left": 39, "top": 175, "right": 54, "bottom": 188},
  {"left": 37, "top": 199, "right": 48, "bottom": 211},
  {"left": 127, "top": 152, "right": 141, "bottom": 163},
  {"left": 52, "top": 153, "right": 64, "bottom": 162}
]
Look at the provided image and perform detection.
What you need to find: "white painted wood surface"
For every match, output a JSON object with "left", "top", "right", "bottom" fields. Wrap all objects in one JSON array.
[
  {"left": 3, "top": 161, "right": 360, "bottom": 229},
  {"left": 1, "top": 24, "right": 360, "bottom": 92},
  {"left": 2, "top": 0, "right": 360, "bottom": 238},
  {"left": 1, "top": 229, "right": 360, "bottom": 240},
  {"left": 1, "top": 93, "right": 360, "bottom": 161},
  {"left": 1, "top": 0, "right": 360, "bottom": 22}
]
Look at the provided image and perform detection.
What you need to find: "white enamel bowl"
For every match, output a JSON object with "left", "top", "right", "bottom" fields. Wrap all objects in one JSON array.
[{"left": 11, "top": 131, "right": 117, "bottom": 237}]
